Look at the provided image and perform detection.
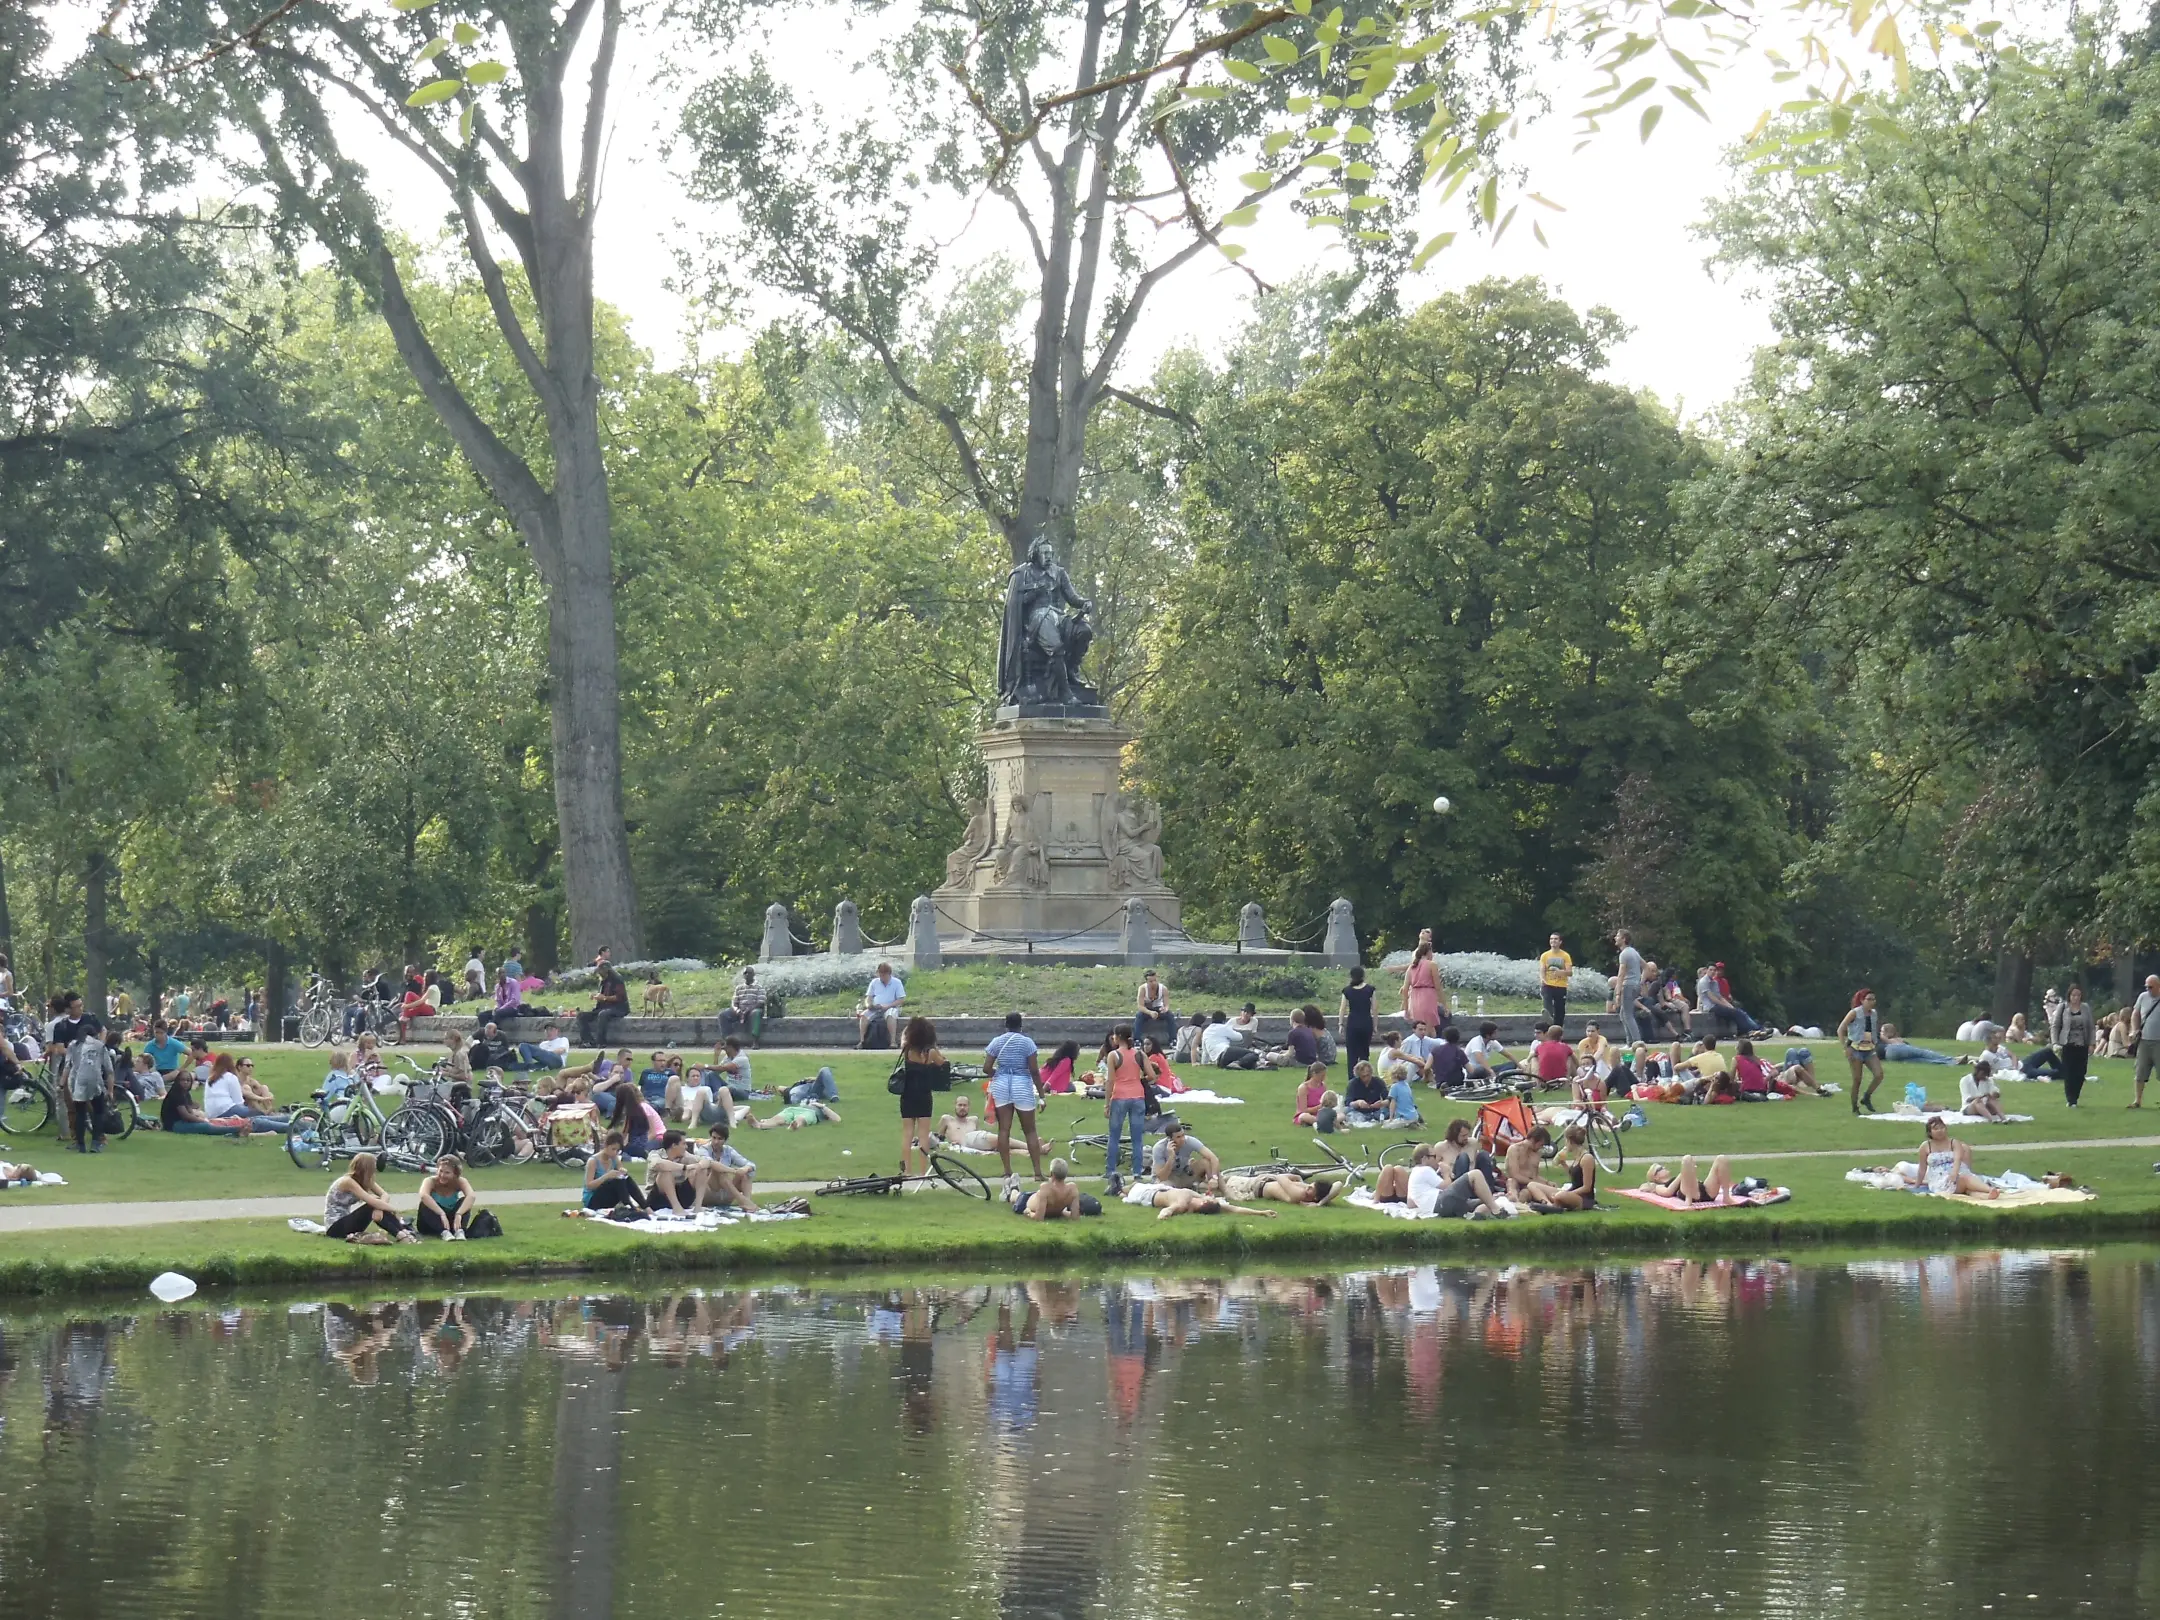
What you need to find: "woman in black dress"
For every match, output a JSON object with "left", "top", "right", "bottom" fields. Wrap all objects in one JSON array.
[
  {"left": 898, "top": 1016, "right": 948, "bottom": 1175},
  {"left": 1338, "top": 968, "right": 1376, "bottom": 1076}
]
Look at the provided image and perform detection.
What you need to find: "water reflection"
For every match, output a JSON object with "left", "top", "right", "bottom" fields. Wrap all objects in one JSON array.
[{"left": 0, "top": 1249, "right": 2153, "bottom": 1618}]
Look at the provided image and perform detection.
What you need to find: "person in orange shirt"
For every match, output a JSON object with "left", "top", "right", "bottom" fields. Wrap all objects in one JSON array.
[{"left": 1102, "top": 1025, "right": 1149, "bottom": 1196}]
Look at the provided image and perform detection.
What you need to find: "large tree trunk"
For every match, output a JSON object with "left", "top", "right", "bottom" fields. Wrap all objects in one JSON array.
[
  {"left": 522, "top": 901, "right": 560, "bottom": 979},
  {"left": 546, "top": 474, "right": 642, "bottom": 967},
  {"left": 1991, "top": 947, "right": 2033, "bottom": 1027},
  {"left": 0, "top": 839, "right": 12, "bottom": 961},
  {"left": 84, "top": 851, "right": 108, "bottom": 1018},
  {"left": 264, "top": 938, "right": 288, "bottom": 1043},
  {"left": 2116, "top": 950, "right": 2139, "bottom": 1012}
]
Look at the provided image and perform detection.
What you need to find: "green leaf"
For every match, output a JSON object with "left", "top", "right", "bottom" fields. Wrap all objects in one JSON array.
[
  {"left": 1220, "top": 204, "right": 1262, "bottom": 227},
  {"left": 390, "top": 0, "right": 440, "bottom": 11},
  {"left": 1355, "top": 228, "right": 1389, "bottom": 242},
  {"left": 458, "top": 103, "right": 475, "bottom": 142},
  {"left": 1263, "top": 130, "right": 1299, "bottom": 155},
  {"left": 1224, "top": 57, "right": 1263, "bottom": 84},
  {"left": 1307, "top": 125, "right": 1339, "bottom": 141},
  {"left": 1219, "top": 242, "right": 1248, "bottom": 261},
  {"left": 1478, "top": 174, "right": 1497, "bottom": 224},
  {"left": 1302, "top": 152, "right": 1341, "bottom": 168},
  {"left": 1292, "top": 0, "right": 1311, "bottom": 13},
  {"left": 1307, "top": 213, "right": 1345, "bottom": 227},
  {"left": 1285, "top": 96, "right": 1314, "bottom": 114},
  {"left": 1491, "top": 202, "right": 1518, "bottom": 243},
  {"left": 1263, "top": 35, "right": 1299, "bottom": 63},
  {"left": 1392, "top": 84, "right": 1438, "bottom": 111},
  {"left": 415, "top": 36, "right": 450, "bottom": 63},
  {"left": 1639, "top": 102, "right": 1663, "bottom": 142},
  {"left": 1239, "top": 170, "right": 1274, "bottom": 191},
  {"left": 1343, "top": 124, "right": 1374, "bottom": 144},
  {"left": 464, "top": 59, "right": 508, "bottom": 86},
  {"left": 1302, "top": 184, "right": 1344, "bottom": 198},
  {"left": 1669, "top": 85, "right": 1709, "bottom": 121},
  {"left": 1533, "top": 219, "right": 1548, "bottom": 246},
  {"left": 1184, "top": 85, "right": 1230, "bottom": 100},
  {"left": 1345, "top": 161, "right": 1375, "bottom": 180},
  {"left": 1411, "top": 230, "right": 1456, "bottom": 269},
  {"left": 1348, "top": 194, "right": 1386, "bottom": 211},
  {"left": 405, "top": 78, "right": 462, "bottom": 107},
  {"left": 452, "top": 20, "right": 480, "bottom": 44}
]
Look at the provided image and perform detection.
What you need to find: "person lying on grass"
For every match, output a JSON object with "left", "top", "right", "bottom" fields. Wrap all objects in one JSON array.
[
  {"left": 1373, "top": 1142, "right": 1510, "bottom": 1218},
  {"left": 324, "top": 1152, "right": 419, "bottom": 1243},
  {"left": 1912, "top": 1116, "right": 2000, "bottom": 1198},
  {"left": 1125, "top": 1182, "right": 1278, "bottom": 1221},
  {"left": 934, "top": 1096, "right": 1001, "bottom": 1152},
  {"left": 1961, "top": 1059, "right": 2009, "bottom": 1122},
  {"left": 742, "top": 1097, "right": 842, "bottom": 1130},
  {"left": 1638, "top": 1154, "right": 1739, "bottom": 1204},
  {"left": 1011, "top": 1159, "right": 1082, "bottom": 1219},
  {"left": 1218, "top": 1166, "right": 1341, "bottom": 1206},
  {"left": 0, "top": 1158, "right": 43, "bottom": 1186}
]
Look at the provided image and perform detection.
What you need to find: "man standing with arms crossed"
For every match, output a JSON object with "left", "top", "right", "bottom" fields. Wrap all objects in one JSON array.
[
  {"left": 1539, "top": 934, "right": 1574, "bottom": 1031},
  {"left": 1613, "top": 930, "right": 1644, "bottom": 1045}
]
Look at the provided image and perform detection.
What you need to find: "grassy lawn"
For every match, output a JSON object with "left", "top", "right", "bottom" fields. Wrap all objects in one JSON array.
[
  {"left": 618, "top": 961, "right": 1547, "bottom": 1019},
  {"left": 1, "top": 1038, "right": 2152, "bottom": 1293}
]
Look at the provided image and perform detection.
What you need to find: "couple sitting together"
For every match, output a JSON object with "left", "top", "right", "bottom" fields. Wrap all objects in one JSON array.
[{"left": 1369, "top": 1120, "right": 1599, "bottom": 1219}]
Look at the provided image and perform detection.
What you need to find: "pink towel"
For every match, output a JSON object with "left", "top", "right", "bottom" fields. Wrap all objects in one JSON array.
[{"left": 1618, "top": 1186, "right": 1790, "bottom": 1211}]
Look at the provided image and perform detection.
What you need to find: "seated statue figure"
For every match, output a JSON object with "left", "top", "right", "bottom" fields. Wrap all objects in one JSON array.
[{"left": 997, "top": 534, "right": 1102, "bottom": 709}]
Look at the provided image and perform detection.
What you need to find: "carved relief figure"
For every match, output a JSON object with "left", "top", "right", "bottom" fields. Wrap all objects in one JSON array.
[
  {"left": 943, "top": 797, "right": 994, "bottom": 889},
  {"left": 993, "top": 792, "right": 1050, "bottom": 890},
  {"left": 1101, "top": 792, "right": 1164, "bottom": 890}
]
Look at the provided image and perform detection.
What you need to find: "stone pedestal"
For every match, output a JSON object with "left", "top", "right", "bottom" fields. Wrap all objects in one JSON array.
[{"left": 934, "top": 717, "right": 1183, "bottom": 941}]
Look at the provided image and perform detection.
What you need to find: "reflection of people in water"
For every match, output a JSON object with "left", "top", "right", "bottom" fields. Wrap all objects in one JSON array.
[
  {"left": 1104, "top": 1286, "right": 1157, "bottom": 1432},
  {"left": 323, "top": 1301, "right": 400, "bottom": 1387},
  {"left": 984, "top": 1299, "right": 1040, "bottom": 1433},
  {"left": 900, "top": 1298, "right": 938, "bottom": 1435},
  {"left": 419, "top": 1299, "right": 476, "bottom": 1375}
]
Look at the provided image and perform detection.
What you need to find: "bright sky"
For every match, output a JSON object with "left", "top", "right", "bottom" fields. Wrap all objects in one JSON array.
[{"left": 570, "top": 23, "right": 1786, "bottom": 423}]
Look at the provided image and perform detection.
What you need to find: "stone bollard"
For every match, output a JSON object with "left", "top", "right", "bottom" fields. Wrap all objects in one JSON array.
[
  {"left": 832, "top": 899, "right": 862, "bottom": 957},
  {"left": 760, "top": 903, "right": 793, "bottom": 962},
  {"left": 908, "top": 895, "right": 941, "bottom": 972},
  {"left": 1123, "top": 897, "right": 1155, "bottom": 967},
  {"left": 1238, "top": 902, "right": 1266, "bottom": 950},
  {"left": 1323, "top": 897, "right": 1359, "bottom": 969}
]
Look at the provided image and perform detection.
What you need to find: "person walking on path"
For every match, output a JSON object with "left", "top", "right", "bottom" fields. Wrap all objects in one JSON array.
[
  {"left": 2056, "top": 984, "right": 2097, "bottom": 1107},
  {"left": 2129, "top": 976, "right": 2160, "bottom": 1109},
  {"left": 1839, "top": 988, "right": 1886, "bottom": 1115},
  {"left": 1539, "top": 934, "right": 1573, "bottom": 1030},
  {"left": 1338, "top": 967, "right": 1376, "bottom": 1075},
  {"left": 1613, "top": 930, "right": 1644, "bottom": 1045}
]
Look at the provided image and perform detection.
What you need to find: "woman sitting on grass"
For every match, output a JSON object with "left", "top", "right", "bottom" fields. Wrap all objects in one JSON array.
[
  {"left": 1960, "top": 1059, "right": 2008, "bottom": 1122},
  {"left": 1142, "top": 1037, "right": 1185, "bottom": 1094},
  {"left": 1292, "top": 1064, "right": 1328, "bottom": 1126},
  {"left": 1039, "top": 1040, "right": 1080, "bottom": 1095},
  {"left": 324, "top": 1152, "right": 418, "bottom": 1243},
  {"left": 158, "top": 1072, "right": 248, "bottom": 1137},
  {"left": 581, "top": 1131, "right": 645, "bottom": 1212},
  {"left": 415, "top": 1153, "right": 479, "bottom": 1239},
  {"left": 1914, "top": 1116, "right": 2000, "bottom": 1198}
]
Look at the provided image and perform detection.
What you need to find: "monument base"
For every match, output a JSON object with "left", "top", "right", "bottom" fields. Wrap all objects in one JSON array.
[{"left": 933, "top": 715, "right": 1183, "bottom": 947}]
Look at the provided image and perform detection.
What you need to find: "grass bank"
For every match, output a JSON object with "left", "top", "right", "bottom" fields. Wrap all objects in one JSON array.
[{"left": 4, "top": 1039, "right": 2154, "bottom": 1297}]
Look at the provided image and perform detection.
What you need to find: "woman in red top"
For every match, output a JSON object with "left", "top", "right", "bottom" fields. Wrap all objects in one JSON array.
[
  {"left": 1292, "top": 1063, "right": 1328, "bottom": 1126},
  {"left": 1733, "top": 1039, "right": 1774, "bottom": 1099},
  {"left": 1103, "top": 1026, "right": 1149, "bottom": 1195},
  {"left": 1142, "top": 1037, "right": 1185, "bottom": 1094},
  {"left": 1040, "top": 1041, "right": 1080, "bottom": 1095}
]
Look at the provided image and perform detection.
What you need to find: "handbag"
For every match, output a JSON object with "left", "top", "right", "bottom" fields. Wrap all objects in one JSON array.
[{"left": 886, "top": 1064, "right": 907, "bottom": 1096}]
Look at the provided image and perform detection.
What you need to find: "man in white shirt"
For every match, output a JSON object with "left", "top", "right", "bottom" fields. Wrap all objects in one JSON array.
[
  {"left": 1399, "top": 1021, "right": 1444, "bottom": 1079},
  {"left": 1960, "top": 1060, "right": 2007, "bottom": 1120},
  {"left": 1201, "top": 1013, "right": 1258, "bottom": 1070},
  {"left": 516, "top": 1022, "right": 570, "bottom": 1070},
  {"left": 858, "top": 963, "right": 906, "bottom": 1047},
  {"left": 462, "top": 947, "right": 487, "bottom": 1002}
]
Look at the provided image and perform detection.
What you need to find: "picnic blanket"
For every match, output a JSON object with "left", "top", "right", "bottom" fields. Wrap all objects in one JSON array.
[
  {"left": 1618, "top": 1185, "right": 1791, "bottom": 1211},
  {"left": 575, "top": 1207, "right": 808, "bottom": 1231},
  {"left": 1345, "top": 1188, "right": 1436, "bottom": 1221},
  {"left": 1944, "top": 1185, "right": 2095, "bottom": 1209},
  {"left": 1860, "top": 1109, "right": 2033, "bottom": 1124},
  {"left": 1168, "top": 1089, "right": 1245, "bottom": 1106}
]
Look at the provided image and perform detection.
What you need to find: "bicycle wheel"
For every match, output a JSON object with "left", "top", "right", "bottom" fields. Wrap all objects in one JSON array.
[
  {"left": 930, "top": 1151, "right": 991, "bottom": 1200},
  {"left": 1378, "top": 1140, "right": 1422, "bottom": 1169},
  {"left": 378, "top": 1104, "right": 447, "bottom": 1169},
  {"left": 1584, "top": 1114, "right": 1625, "bottom": 1177},
  {"left": 464, "top": 1107, "right": 518, "bottom": 1167},
  {"left": 111, "top": 1092, "right": 140, "bottom": 1141},
  {"left": 544, "top": 1115, "right": 595, "bottom": 1167},
  {"left": 298, "top": 1003, "right": 332, "bottom": 1048},
  {"left": 375, "top": 1008, "right": 404, "bottom": 1048},
  {"left": 0, "top": 1079, "right": 54, "bottom": 1135},
  {"left": 286, "top": 1106, "right": 330, "bottom": 1171}
]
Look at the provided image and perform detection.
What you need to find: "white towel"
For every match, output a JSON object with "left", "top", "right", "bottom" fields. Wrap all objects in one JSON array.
[
  {"left": 1164, "top": 1089, "right": 1246, "bottom": 1106},
  {"left": 1859, "top": 1110, "right": 2032, "bottom": 1124}
]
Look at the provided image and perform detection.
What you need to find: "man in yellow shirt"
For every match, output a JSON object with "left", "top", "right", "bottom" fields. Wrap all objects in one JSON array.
[{"left": 1539, "top": 934, "right": 1573, "bottom": 1029}]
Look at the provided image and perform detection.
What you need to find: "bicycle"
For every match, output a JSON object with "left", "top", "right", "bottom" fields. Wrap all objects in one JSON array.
[
  {"left": 1542, "top": 1093, "right": 1626, "bottom": 1176},
  {"left": 817, "top": 1147, "right": 992, "bottom": 1201},
  {"left": 1220, "top": 1137, "right": 1374, "bottom": 1192},
  {"left": 0, "top": 1070, "right": 56, "bottom": 1136},
  {"left": 285, "top": 1073, "right": 398, "bottom": 1171},
  {"left": 296, "top": 974, "right": 341, "bottom": 1049}
]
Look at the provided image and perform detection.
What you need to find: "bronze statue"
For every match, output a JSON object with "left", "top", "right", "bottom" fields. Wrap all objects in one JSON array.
[{"left": 997, "top": 534, "right": 1101, "bottom": 710}]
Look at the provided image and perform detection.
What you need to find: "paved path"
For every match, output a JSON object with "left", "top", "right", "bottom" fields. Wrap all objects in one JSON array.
[{"left": 2, "top": 1135, "right": 2157, "bottom": 1234}]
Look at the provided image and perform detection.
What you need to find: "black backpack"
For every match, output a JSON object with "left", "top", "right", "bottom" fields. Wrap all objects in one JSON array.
[{"left": 466, "top": 1208, "right": 504, "bottom": 1240}]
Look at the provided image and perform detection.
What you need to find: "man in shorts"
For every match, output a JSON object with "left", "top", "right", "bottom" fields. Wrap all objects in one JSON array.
[
  {"left": 1121, "top": 1181, "right": 1277, "bottom": 1221},
  {"left": 984, "top": 1012, "right": 1047, "bottom": 1195},
  {"left": 1219, "top": 1167, "right": 1341, "bottom": 1206},
  {"left": 934, "top": 1095, "right": 1000, "bottom": 1153},
  {"left": 1149, "top": 1119, "right": 1219, "bottom": 1188}
]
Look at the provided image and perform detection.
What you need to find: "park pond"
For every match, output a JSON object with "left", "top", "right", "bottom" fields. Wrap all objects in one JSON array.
[{"left": 1, "top": 1248, "right": 2156, "bottom": 1617}]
